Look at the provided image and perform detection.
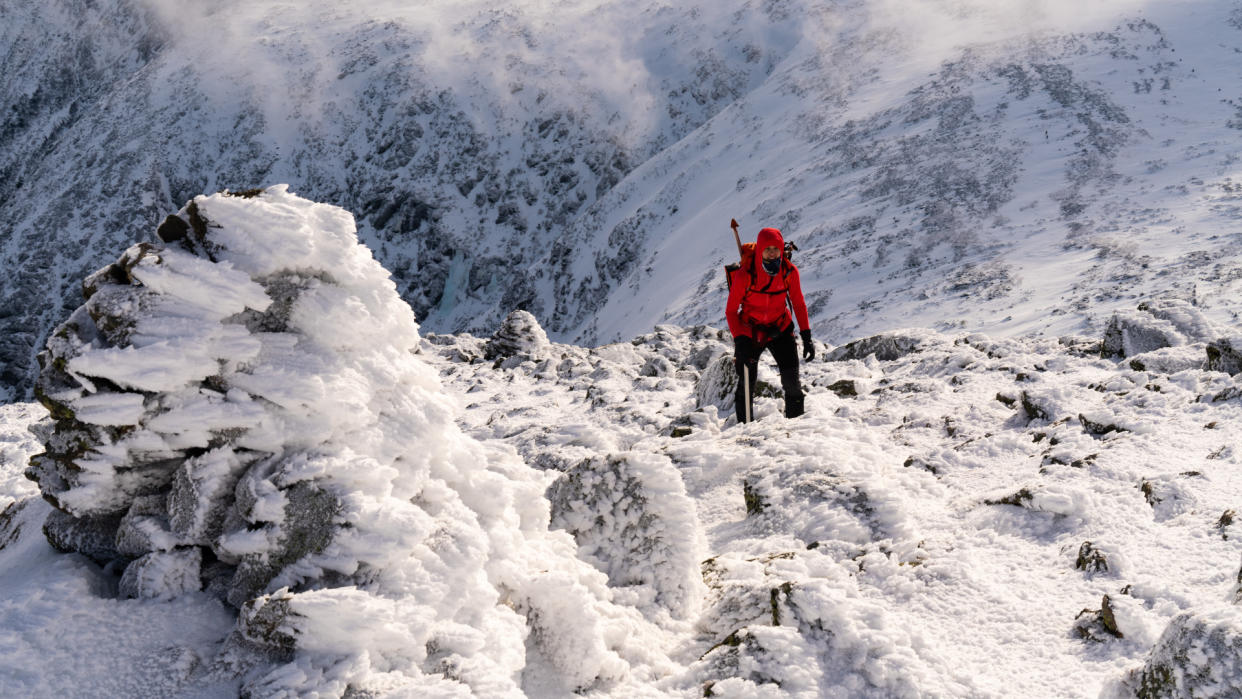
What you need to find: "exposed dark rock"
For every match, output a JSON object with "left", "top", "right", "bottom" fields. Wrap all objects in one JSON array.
[
  {"left": 156, "top": 214, "right": 189, "bottom": 243},
  {"left": 1219, "top": 509, "right": 1236, "bottom": 540},
  {"left": 1075, "top": 595, "right": 1123, "bottom": 641},
  {"left": 1101, "top": 301, "right": 1206, "bottom": 358},
  {"left": 1075, "top": 541, "right": 1109, "bottom": 573},
  {"left": 42, "top": 508, "right": 125, "bottom": 564},
  {"left": 1079, "top": 414, "right": 1128, "bottom": 437},
  {"left": 743, "top": 478, "right": 766, "bottom": 516},
  {"left": 827, "top": 380, "right": 858, "bottom": 397},
  {"left": 1206, "top": 337, "right": 1242, "bottom": 375},
  {"left": 1020, "top": 392, "right": 1051, "bottom": 421},
  {"left": 985, "top": 488, "right": 1034, "bottom": 508}
]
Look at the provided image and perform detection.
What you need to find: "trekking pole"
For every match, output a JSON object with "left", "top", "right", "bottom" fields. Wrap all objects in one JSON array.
[{"left": 743, "top": 363, "right": 752, "bottom": 423}]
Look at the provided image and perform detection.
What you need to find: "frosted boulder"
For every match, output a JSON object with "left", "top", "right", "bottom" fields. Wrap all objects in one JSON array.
[
  {"left": 1207, "top": 336, "right": 1242, "bottom": 375},
  {"left": 118, "top": 548, "right": 202, "bottom": 600},
  {"left": 24, "top": 185, "right": 665, "bottom": 694},
  {"left": 547, "top": 452, "right": 705, "bottom": 619},
  {"left": 484, "top": 308, "right": 551, "bottom": 361},
  {"left": 825, "top": 329, "right": 943, "bottom": 362},
  {"left": 1119, "top": 606, "right": 1242, "bottom": 698},
  {"left": 695, "top": 354, "right": 738, "bottom": 411},
  {"left": 1101, "top": 300, "right": 1212, "bottom": 359}
]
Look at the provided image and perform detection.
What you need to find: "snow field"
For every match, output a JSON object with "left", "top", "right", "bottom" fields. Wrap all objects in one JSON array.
[{"left": 423, "top": 323, "right": 1242, "bottom": 696}]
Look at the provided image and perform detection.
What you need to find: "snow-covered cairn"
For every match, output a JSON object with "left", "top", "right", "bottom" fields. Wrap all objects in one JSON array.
[
  {"left": 485, "top": 309, "right": 551, "bottom": 362},
  {"left": 26, "top": 185, "right": 658, "bottom": 694}
]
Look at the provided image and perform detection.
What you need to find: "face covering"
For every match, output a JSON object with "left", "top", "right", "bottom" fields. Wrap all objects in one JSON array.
[{"left": 762, "top": 257, "right": 781, "bottom": 275}]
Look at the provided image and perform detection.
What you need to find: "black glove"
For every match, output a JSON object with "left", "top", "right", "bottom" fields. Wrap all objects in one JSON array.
[
  {"left": 800, "top": 329, "right": 814, "bottom": 361},
  {"left": 734, "top": 335, "right": 757, "bottom": 367}
]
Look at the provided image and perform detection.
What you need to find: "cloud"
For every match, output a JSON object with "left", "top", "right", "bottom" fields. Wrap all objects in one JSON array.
[{"left": 129, "top": 0, "right": 816, "bottom": 154}]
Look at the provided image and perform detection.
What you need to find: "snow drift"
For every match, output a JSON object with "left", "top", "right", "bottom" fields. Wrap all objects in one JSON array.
[{"left": 20, "top": 186, "right": 673, "bottom": 695}]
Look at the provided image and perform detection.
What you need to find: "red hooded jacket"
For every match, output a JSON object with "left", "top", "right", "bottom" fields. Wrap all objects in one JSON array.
[{"left": 726, "top": 227, "right": 810, "bottom": 342}]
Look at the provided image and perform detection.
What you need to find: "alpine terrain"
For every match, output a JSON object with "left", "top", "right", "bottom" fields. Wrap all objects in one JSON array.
[{"left": 3, "top": 0, "right": 1242, "bottom": 697}]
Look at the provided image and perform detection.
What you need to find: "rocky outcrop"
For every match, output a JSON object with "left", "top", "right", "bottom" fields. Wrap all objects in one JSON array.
[
  {"left": 1206, "top": 337, "right": 1242, "bottom": 375},
  {"left": 825, "top": 330, "right": 942, "bottom": 363}
]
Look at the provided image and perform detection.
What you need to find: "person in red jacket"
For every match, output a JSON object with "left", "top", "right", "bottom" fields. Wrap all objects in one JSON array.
[{"left": 726, "top": 226, "right": 813, "bottom": 422}]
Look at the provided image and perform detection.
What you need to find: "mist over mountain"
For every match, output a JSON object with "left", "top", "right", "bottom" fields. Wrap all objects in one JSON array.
[{"left": 3, "top": 0, "right": 1242, "bottom": 401}]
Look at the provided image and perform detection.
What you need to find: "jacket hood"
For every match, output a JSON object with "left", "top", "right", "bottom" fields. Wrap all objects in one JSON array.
[{"left": 754, "top": 227, "right": 785, "bottom": 273}]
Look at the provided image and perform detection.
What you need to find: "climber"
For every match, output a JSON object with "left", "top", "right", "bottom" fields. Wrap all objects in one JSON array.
[{"left": 726, "top": 226, "right": 813, "bottom": 423}]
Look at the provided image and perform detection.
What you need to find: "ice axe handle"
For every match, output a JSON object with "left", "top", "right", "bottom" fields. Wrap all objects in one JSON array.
[{"left": 730, "top": 218, "right": 742, "bottom": 258}]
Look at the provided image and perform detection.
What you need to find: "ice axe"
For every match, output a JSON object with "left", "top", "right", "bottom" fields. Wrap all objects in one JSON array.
[{"left": 731, "top": 218, "right": 752, "bottom": 423}]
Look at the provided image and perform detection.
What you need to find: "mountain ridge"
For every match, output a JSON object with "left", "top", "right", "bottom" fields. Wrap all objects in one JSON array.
[{"left": 3, "top": 0, "right": 1242, "bottom": 403}]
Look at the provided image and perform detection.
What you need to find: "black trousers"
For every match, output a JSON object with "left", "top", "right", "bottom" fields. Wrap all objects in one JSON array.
[{"left": 735, "top": 326, "right": 804, "bottom": 422}]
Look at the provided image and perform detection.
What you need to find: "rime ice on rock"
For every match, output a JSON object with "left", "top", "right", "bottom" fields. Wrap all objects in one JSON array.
[
  {"left": 547, "top": 452, "right": 706, "bottom": 620},
  {"left": 24, "top": 185, "right": 664, "bottom": 695},
  {"left": 1101, "top": 299, "right": 1216, "bottom": 359},
  {"left": 484, "top": 309, "right": 551, "bottom": 362},
  {"left": 824, "top": 329, "right": 942, "bottom": 362},
  {"left": 1118, "top": 606, "right": 1242, "bottom": 698}
]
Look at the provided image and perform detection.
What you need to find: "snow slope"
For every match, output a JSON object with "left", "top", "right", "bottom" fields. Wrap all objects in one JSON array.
[{"left": 4, "top": 0, "right": 1242, "bottom": 400}]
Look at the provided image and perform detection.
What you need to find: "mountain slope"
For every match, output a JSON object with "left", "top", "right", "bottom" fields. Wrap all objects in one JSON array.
[{"left": 3, "top": 0, "right": 1242, "bottom": 404}]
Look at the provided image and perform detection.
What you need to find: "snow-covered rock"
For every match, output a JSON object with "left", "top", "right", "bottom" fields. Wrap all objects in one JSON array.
[
  {"left": 21, "top": 186, "right": 671, "bottom": 694},
  {"left": 547, "top": 452, "right": 706, "bottom": 620},
  {"left": 1206, "top": 336, "right": 1242, "bottom": 376},
  {"left": 824, "top": 330, "right": 943, "bottom": 363},
  {"left": 484, "top": 309, "right": 551, "bottom": 362},
  {"left": 1116, "top": 606, "right": 1242, "bottom": 698}
]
